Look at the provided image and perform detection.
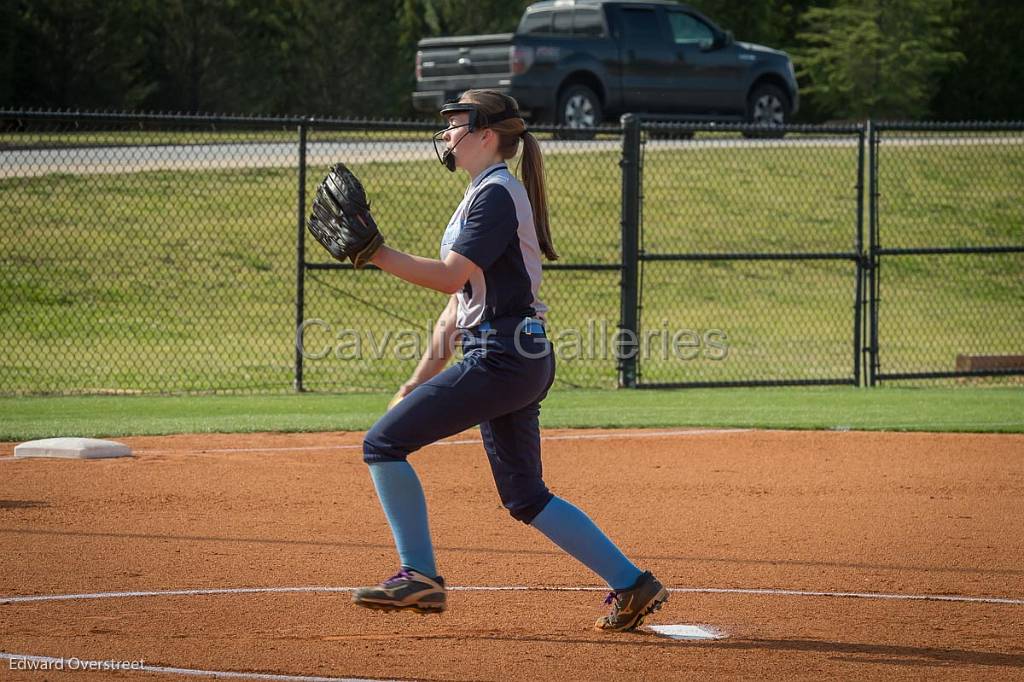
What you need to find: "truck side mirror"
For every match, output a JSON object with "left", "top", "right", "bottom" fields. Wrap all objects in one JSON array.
[{"left": 703, "top": 30, "right": 732, "bottom": 52}]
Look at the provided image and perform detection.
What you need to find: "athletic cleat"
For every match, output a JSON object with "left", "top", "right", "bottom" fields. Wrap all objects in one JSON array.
[
  {"left": 352, "top": 568, "right": 447, "bottom": 614},
  {"left": 594, "top": 570, "right": 669, "bottom": 632}
]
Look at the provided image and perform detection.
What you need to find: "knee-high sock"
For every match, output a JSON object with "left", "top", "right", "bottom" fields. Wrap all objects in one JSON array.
[
  {"left": 530, "top": 496, "right": 643, "bottom": 591},
  {"left": 367, "top": 461, "right": 437, "bottom": 578}
]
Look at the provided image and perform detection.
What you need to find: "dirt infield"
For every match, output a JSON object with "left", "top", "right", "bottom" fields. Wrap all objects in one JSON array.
[{"left": 1, "top": 428, "right": 1022, "bottom": 681}]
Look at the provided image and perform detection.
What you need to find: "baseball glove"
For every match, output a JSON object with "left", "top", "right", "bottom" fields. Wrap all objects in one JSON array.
[{"left": 307, "top": 163, "right": 384, "bottom": 269}]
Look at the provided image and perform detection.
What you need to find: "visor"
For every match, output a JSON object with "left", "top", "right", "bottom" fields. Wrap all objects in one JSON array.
[{"left": 439, "top": 101, "right": 521, "bottom": 132}]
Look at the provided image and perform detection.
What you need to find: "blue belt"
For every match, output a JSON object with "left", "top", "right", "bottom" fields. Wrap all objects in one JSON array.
[{"left": 470, "top": 317, "right": 546, "bottom": 337}]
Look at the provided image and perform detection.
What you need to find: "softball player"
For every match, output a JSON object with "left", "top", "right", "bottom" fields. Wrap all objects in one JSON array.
[{"left": 353, "top": 89, "right": 668, "bottom": 631}]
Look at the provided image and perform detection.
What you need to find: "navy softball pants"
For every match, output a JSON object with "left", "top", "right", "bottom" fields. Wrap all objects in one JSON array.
[{"left": 363, "top": 328, "right": 556, "bottom": 524}]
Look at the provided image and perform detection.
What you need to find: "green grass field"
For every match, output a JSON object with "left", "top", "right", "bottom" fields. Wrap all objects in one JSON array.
[
  {"left": 1, "top": 130, "right": 1021, "bottom": 395},
  {"left": 1, "top": 386, "right": 1022, "bottom": 442}
]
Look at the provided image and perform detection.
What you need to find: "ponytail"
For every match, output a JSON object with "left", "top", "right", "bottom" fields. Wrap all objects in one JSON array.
[{"left": 518, "top": 131, "right": 559, "bottom": 261}]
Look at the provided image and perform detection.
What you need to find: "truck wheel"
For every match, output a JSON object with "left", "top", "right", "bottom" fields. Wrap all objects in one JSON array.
[
  {"left": 743, "top": 83, "right": 789, "bottom": 139},
  {"left": 556, "top": 85, "right": 601, "bottom": 140}
]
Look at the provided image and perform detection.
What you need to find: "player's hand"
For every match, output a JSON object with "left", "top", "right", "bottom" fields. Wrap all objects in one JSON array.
[{"left": 387, "top": 380, "right": 419, "bottom": 411}]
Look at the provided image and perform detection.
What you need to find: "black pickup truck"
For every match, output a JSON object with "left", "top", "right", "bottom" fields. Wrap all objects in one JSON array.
[{"left": 413, "top": 0, "right": 798, "bottom": 132}]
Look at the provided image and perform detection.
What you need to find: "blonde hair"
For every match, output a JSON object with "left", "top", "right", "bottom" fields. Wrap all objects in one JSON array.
[{"left": 459, "top": 89, "right": 558, "bottom": 261}]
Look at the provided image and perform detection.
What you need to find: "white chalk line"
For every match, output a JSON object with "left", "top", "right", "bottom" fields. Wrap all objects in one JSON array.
[
  {"left": 128, "top": 428, "right": 751, "bottom": 456},
  {"left": 0, "top": 653, "right": 395, "bottom": 682},
  {"left": 2, "top": 583, "right": 1019, "bottom": 682},
  {"left": 2, "top": 584, "right": 1021, "bottom": 606}
]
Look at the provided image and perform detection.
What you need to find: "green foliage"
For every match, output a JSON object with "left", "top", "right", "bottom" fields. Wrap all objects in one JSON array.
[
  {"left": 3, "top": 0, "right": 408, "bottom": 117},
  {"left": 931, "top": 0, "right": 1024, "bottom": 121},
  {"left": 1, "top": 0, "right": 1020, "bottom": 121},
  {"left": 7, "top": 0, "right": 150, "bottom": 109},
  {"left": 415, "top": 0, "right": 532, "bottom": 36},
  {"left": 794, "top": 0, "right": 964, "bottom": 120},
  {"left": 689, "top": 0, "right": 813, "bottom": 48}
]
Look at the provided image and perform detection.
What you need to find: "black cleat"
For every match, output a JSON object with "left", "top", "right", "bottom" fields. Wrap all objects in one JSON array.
[
  {"left": 595, "top": 571, "right": 669, "bottom": 632},
  {"left": 352, "top": 568, "right": 447, "bottom": 614}
]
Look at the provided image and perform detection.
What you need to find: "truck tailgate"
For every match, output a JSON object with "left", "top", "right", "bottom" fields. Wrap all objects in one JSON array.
[{"left": 418, "top": 33, "right": 514, "bottom": 79}]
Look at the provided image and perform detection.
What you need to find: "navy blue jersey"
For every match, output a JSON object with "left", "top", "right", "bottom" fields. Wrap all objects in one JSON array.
[{"left": 439, "top": 163, "right": 547, "bottom": 329}]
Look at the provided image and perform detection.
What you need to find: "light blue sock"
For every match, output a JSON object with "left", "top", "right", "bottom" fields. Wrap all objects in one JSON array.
[
  {"left": 367, "top": 461, "right": 437, "bottom": 578},
  {"left": 531, "top": 496, "right": 643, "bottom": 591}
]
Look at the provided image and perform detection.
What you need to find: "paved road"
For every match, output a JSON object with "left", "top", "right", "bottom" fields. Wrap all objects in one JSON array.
[{"left": 2, "top": 136, "right": 1019, "bottom": 178}]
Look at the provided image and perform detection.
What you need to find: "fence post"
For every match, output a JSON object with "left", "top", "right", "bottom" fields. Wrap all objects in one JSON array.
[
  {"left": 853, "top": 126, "right": 866, "bottom": 387},
  {"left": 293, "top": 121, "right": 308, "bottom": 392},
  {"left": 866, "top": 119, "right": 880, "bottom": 387},
  {"left": 618, "top": 114, "right": 642, "bottom": 388}
]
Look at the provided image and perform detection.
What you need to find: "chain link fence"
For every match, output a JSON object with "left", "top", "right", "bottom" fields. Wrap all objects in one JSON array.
[
  {"left": 1, "top": 113, "right": 303, "bottom": 394},
  {"left": 1, "top": 112, "right": 1020, "bottom": 395},
  {"left": 868, "top": 122, "right": 1024, "bottom": 384},
  {"left": 630, "top": 120, "right": 865, "bottom": 388},
  {"left": 0, "top": 111, "right": 626, "bottom": 394}
]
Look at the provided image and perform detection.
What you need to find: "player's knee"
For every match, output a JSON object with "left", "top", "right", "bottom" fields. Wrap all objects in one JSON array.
[
  {"left": 507, "top": 491, "right": 554, "bottom": 525},
  {"left": 495, "top": 476, "right": 552, "bottom": 524},
  {"left": 362, "top": 443, "right": 407, "bottom": 464},
  {"left": 362, "top": 422, "right": 408, "bottom": 464}
]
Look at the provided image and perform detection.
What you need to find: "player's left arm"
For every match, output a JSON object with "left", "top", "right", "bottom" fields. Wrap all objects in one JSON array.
[{"left": 370, "top": 247, "right": 479, "bottom": 295}]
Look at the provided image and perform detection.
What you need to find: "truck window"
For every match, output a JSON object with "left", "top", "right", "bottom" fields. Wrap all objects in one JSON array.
[
  {"left": 619, "top": 8, "right": 663, "bottom": 43},
  {"left": 667, "top": 11, "right": 715, "bottom": 48},
  {"left": 552, "top": 9, "right": 573, "bottom": 35},
  {"left": 574, "top": 8, "right": 605, "bottom": 37},
  {"left": 519, "top": 10, "right": 552, "bottom": 35}
]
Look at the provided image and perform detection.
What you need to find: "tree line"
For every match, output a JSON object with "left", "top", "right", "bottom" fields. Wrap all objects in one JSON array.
[{"left": 1, "top": 0, "right": 1020, "bottom": 122}]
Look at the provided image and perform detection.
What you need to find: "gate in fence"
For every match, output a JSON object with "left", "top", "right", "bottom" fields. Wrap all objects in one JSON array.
[
  {"left": 618, "top": 117, "right": 867, "bottom": 389},
  {"left": 866, "top": 122, "right": 1024, "bottom": 385}
]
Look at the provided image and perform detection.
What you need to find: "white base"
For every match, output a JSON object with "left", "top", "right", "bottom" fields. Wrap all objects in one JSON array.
[
  {"left": 648, "top": 624, "right": 726, "bottom": 640},
  {"left": 14, "top": 437, "right": 132, "bottom": 460}
]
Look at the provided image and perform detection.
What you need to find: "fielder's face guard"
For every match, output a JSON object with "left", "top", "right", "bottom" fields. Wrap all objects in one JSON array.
[{"left": 432, "top": 100, "right": 521, "bottom": 172}]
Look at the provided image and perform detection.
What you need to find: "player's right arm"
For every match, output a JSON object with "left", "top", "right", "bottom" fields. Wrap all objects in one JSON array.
[{"left": 394, "top": 294, "right": 459, "bottom": 400}]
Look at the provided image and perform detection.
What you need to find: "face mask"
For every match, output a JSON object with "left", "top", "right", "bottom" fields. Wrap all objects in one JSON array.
[
  {"left": 432, "top": 100, "right": 520, "bottom": 173},
  {"left": 432, "top": 122, "right": 471, "bottom": 173}
]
